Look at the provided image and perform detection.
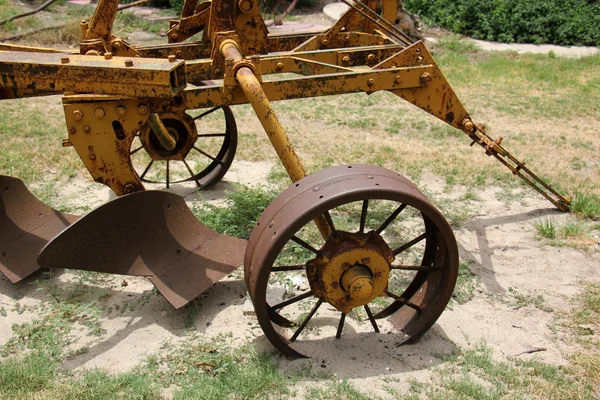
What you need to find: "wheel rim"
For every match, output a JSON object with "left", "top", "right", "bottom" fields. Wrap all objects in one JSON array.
[
  {"left": 130, "top": 106, "right": 237, "bottom": 189},
  {"left": 244, "top": 165, "right": 458, "bottom": 358}
]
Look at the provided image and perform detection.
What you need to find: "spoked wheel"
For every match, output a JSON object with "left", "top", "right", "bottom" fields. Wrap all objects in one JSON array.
[
  {"left": 244, "top": 165, "right": 458, "bottom": 358},
  {"left": 130, "top": 106, "right": 237, "bottom": 189}
]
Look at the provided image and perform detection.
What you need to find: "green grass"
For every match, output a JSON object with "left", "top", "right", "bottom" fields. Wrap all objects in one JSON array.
[
  {"left": 535, "top": 218, "right": 557, "bottom": 239},
  {"left": 192, "top": 185, "right": 277, "bottom": 238},
  {"left": 452, "top": 260, "right": 479, "bottom": 305},
  {"left": 571, "top": 192, "right": 600, "bottom": 220}
]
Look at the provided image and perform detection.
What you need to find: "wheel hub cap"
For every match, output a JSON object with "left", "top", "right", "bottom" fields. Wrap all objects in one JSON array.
[{"left": 306, "top": 230, "right": 394, "bottom": 314}]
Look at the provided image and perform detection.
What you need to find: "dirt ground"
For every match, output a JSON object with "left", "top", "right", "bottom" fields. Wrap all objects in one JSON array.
[
  {"left": 1, "top": 161, "right": 599, "bottom": 398},
  {"left": 1, "top": 5, "right": 599, "bottom": 399}
]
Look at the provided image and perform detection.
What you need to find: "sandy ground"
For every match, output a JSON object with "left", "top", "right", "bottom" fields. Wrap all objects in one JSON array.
[
  {"left": 1, "top": 5, "right": 599, "bottom": 398},
  {"left": 1, "top": 160, "right": 599, "bottom": 398}
]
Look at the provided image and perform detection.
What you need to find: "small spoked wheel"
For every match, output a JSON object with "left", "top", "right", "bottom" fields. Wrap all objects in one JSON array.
[
  {"left": 244, "top": 165, "right": 458, "bottom": 358},
  {"left": 130, "top": 106, "right": 237, "bottom": 189}
]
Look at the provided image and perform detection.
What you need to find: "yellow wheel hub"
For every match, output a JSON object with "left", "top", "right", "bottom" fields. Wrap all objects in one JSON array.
[{"left": 306, "top": 230, "right": 394, "bottom": 314}]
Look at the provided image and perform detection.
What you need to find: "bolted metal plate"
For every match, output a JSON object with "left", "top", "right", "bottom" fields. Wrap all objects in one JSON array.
[
  {"left": 38, "top": 190, "right": 246, "bottom": 308},
  {"left": 0, "top": 175, "right": 78, "bottom": 283}
]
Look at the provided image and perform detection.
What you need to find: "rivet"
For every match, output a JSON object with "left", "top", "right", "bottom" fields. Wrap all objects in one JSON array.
[
  {"left": 125, "top": 60, "right": 134, "bottom": 67},
  {"left": 83, "top": 125, "right": 91, "bottom": 133},
  {"left": 313, "top": 186, "right": 320, "bottom": 192},
  {"left": 367, "top": 53, "right": 376, "bottom": 64},
  {"left": 72, "top": 110, "right": 83, "bottom": 120},
  {"left": 117, "top": 106, "right": 126, "bottom": 117},
  {"left": 276, "top": 62, "right": 284, "bottom": 70},
  {"left": 367, "top": 78, "right": 375, "bottom": 86},
  {"left": 342, "top": 55, "right": 350, "bottom": 65},
  {"left": 367, "top": 175, "right": 374, "bottom": 179},
  {"left": 112, "top": 41, "right": 121, "bottom": 51},
  {"left": 104, "top": 52, "right": 113, "bottom": 60},
  {"left": 94, "top": 108, "right": 105, "bottom": 118},
  {"left": 321, "top": 39, "right": 329, "bottom": 46},
  {"left": 168, "top": 54, "right": 177, "bottom": 63},
  {"left": 138, "top": 104, "right": 148, "bottom": 115},
  {"left": 420, "top": 72, "right": 432, "bottom": 85},
  {"left": 69, "top": 126, "right": 76, "bottom": 134},
  {"left": 61, "top": 56, "right": 70, "bottom": 64}
]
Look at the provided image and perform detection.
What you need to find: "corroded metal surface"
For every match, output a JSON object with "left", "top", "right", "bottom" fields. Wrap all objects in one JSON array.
[
  {"left": 0, "top": 176, "right": 78, "bottom": 283},
  {"left": 38, "top": 191, "right": 246, "bottom": 308},
  {"left": 244, "top": 165, "right": 458, "bottom": 358}
]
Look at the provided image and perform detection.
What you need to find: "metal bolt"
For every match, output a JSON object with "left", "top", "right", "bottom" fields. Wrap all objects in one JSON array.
[
  {"left": 69, "top": 126, "right": 77, "bottom": 134},
  {"left": 238, "top": 0, "right": 253, "bottom": 12},
  {"left": 170, "top": 33, "right": 178, "bottom": 41},
  {"left": 94, "top": 108, "right": 105, "bottom": 119},
  {"left": 342, "top": 56, "right": 350, "bottom": 65},
  {"left": 321, "top": 39, "right": 329, "bottom": 46},
  {"left": 420, "top": 72, "right": 432, "bottom": 85},
  {"left": 394, "top": 75, "right": 401, "bottom": 84},
  {"left": 168, "top": 55, "right": 177, "bottom": 63},
  {"left": 276, "top": 62, "right": 284, "bottom": 70},
  {"left": 123, "top": 183, "right": 138, "bottom": 194},
  {"left": 112, "top": 41, "right": 121, "bottom": 51},
  {"left": 61, "top": 56, "right": 70, "bottom": 64},
  {"left": 138, "top": 104, "right": 148, "bottom": 115},
  {"left": 83, "top": 125, "right": 91, "bottom": 133},
  {"left": 367, "top": 53, "right": 376, "bottom": 64},
  {"left": 72, "top": 110, "right": 83, "bottom": 121},
  {"left": 462, "top": 119, "right": 474, "bottom": 132},
  {"left": 104, "top": 52, "right": 113, "bottom": 60},
  {"left": 125, "top": 60, "right": 134, "bottom": 67},
  {"left": 367, "top": 78, "right": 375, "bottom": 87},
  {"left": 117, "top": 106, "right": 127, "bottom": 117},
  {"left": 225, "top": 93, "right": 234, "bottom": 102}
]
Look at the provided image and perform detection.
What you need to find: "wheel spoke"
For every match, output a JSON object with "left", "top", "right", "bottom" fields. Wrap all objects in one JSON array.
[
  {"left": 183, "top": 159, "right": 201, "bottom": 187},
  {"left": 166, "top": 160, "right": 170, "bottom": 188},
  {"left": 364, "top": 304, "right": 380, "bottom": 333},
  {"left": 324, "top": 211, "right": 336, "bottom": 232},
  {"left": 140, "top": 160, "right": 154, "bottom": 180},
  {"left": 375, "top": 204, "right": 407, "bottom": 234},
  {"left": 197, "top": 133, "right": 227, "bottom": 138},
  {"left": 335, "top": 313, "right": 346, "bottom": 339},
  {"left": 271, "top": 265, "right": 306, "bottom": 272},
  {"left": 130, "top": 145, "right": 143, "bottom": 155},
  {"left": 193, "top": 106, "right": 220, "bottom": 120},
  {"left": 391, "top": 265, "right": 441, "bottom": 271},
  {"left": 386, "top": 290, "right": 421, "bottom": 311},
  {"left": 392, "top": 232, "right": 431, "bottom": 256},
  {"left": 291, "top": 235, "right": 318, "bottom": 254},
  {"left": 359, "top": 199, "right": 369, "bottom": 233},
  {"left": 270, "top": 291, "right": 313, "bottom": 312},
  {"left": 290, "top": 299, "right": 323, "bottom": 342},
  {"left": 194, "top": 146, "right": 223, "bottom": 165}
]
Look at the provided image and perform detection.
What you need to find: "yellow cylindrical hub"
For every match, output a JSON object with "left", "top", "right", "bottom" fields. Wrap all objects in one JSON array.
[{"left": 340, "top": 265, "right": 374, "bottom": 301}]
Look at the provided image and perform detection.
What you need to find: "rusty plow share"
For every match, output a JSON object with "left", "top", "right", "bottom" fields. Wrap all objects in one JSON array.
[{"left": 0, "top": 0, "right": 572, "bottom": 358}]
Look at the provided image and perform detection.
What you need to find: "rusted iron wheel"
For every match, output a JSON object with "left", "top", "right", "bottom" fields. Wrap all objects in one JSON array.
[
  {"left": 244, "top": 165, "right": 458, "bottom": 358},
  {"left": 130, "top": 106, "right": 237, "bottom": 189}
]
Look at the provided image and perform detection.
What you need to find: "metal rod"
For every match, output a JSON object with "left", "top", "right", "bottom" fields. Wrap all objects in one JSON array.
[
  {"left": 291, "top": 299, "right": 323, "bottom": 341},
  {"left": 359, "top": 199, "right": 369, "bottom": 233},
  {"left": 291, "top": 235, "right": 318, "bottom": 254},
  {"left": 193, "top": 106, "right": 220, "bottom": 120},
  {"left": 376, "top": 203, "right": 407, "bottom": 234},
  {"left": 221, "top": 40, "right": 332, "bottom": 238},
  {"left": 148, "top": 113, "right": 177, "bottom": 151},
  {"left": 183, "top": 159, "right": 200, "bottom": 187},
  {"left": 364, "top": 304, "right": 379, "bottom": 333},
  {"left": 391, "top": 265, "right": 440, "bottom": 271},
  {"left": 336, "top": 313, "right": 346, "bottom": 339},
  {"left": 270, "top": 291, "right": 313, "bottom": 311},
  {"left": 386, "top": 290, "right": 421, "bottom": 311},
  {"left": 271, "top": 265, "right": 306, "bottom": 272},
  {"left": 392, "top": 232, "right": 430, "bottom": 256}
]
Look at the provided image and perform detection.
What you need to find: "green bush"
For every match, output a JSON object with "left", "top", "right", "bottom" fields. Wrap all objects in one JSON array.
[{"left": 405, "top": 0, "right": 600, "bottom": 46}]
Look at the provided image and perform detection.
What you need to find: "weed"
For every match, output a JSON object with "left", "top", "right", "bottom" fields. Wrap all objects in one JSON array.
[
  {"left": 452, "top": 260, "right": 479, "bottom": 304},
  {"left": 305, "top": 380, "right": 371, "bottom": 400},
  {"left": 562, "top": 220, "right": 586, "bottom": 238},
  {"left": 508, "top": 287, "right": 553, "bottom": 312},
  {"left": 570, "top": 191, "right": 600, "bottom": 220},
  {"left": 0, "top": 353, "right": 58, "bottom": 398},
  {"left": 534, "top": 218, "right": 556, "bottom": 239},
  {"left": 192, "top": 185, "right": 276, "bottom": 238}
]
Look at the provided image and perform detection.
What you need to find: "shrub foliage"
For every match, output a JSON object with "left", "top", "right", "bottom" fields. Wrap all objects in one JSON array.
[{"left": 405, "top": 0, "right": 600, "bottom": 46}]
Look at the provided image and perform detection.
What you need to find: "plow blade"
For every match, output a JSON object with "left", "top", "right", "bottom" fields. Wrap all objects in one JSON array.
[
  {"left": 0, "top": 176, "right": 78, "bottom": 283},
  {"left": 38, "top": 191, "right": 246, "bottom": 308}
]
